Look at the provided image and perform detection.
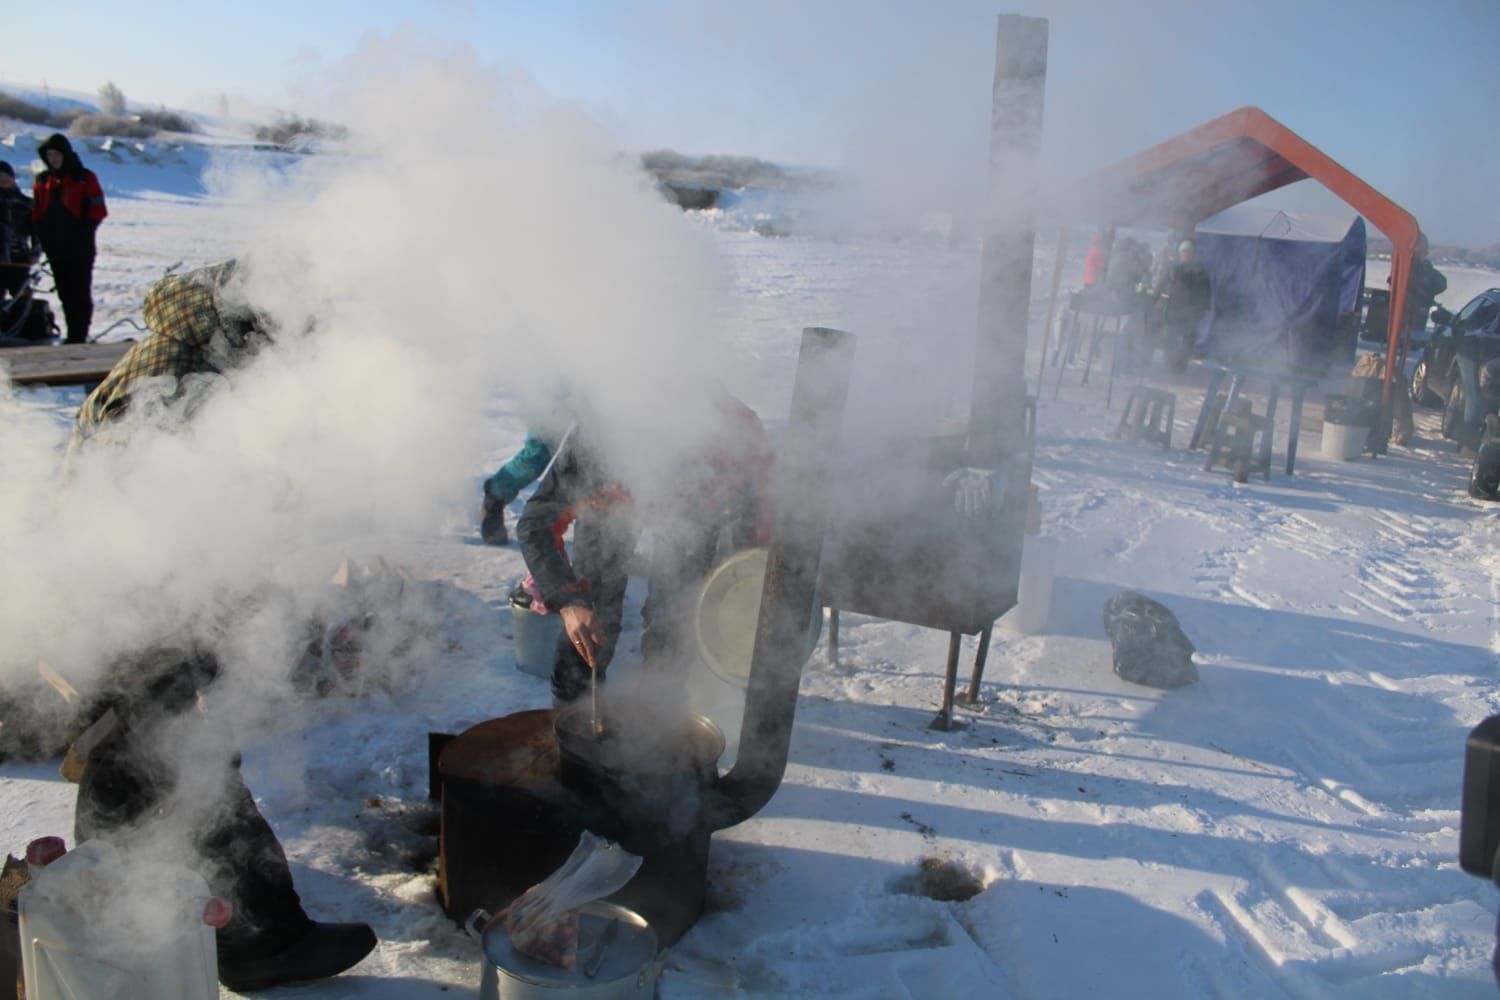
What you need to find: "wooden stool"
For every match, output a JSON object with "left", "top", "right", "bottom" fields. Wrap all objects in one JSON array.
[
  {"left": 1115, "top": 387, "right": 1176, "bottom": 449},
  {"left": 1203, "top": 398, "right": 1270, "bottom": 482}
]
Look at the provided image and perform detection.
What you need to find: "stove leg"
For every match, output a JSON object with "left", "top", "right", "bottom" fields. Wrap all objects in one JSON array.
[
  {"left": 827, "top": 608, "right": 839, "bottom": 667},
  {"left": 931, "top": 631, "right": 966, "bottom": 731},
  {"left": 957, "top": 626, "right": 993, "bottom": 706}
]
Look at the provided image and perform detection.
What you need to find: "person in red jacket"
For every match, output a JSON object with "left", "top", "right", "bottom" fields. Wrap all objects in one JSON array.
[
  {"left": 32, "top": 133, "right": 107, "bottom": 343},
  {"left": 1082, "top": 232, "right": 1108, "bottom": 288}
]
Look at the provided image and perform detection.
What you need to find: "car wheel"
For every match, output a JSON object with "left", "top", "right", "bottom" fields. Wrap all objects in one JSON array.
[
  {"left": 1410, "top": 358, "right": 1441, "bottom": 407},
  {"left": 1442, "top": 381, "right": 1466, "bottom": 441}
]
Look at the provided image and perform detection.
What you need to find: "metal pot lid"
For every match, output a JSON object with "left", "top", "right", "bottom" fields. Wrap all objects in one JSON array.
[
  {"left": 695, "top": 548, "right": 822, "bottom": 688},
  {"left": 481, "top": 900, "right": 657, "bottom": 986}
]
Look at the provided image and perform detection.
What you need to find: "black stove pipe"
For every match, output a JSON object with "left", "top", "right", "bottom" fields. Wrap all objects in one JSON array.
[{"left": 706, "top": 326, "right": 854, "bottom": 830}]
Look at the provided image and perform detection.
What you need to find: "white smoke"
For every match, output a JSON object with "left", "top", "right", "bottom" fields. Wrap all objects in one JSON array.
[{"left": 0, "top": 33, "right": 735, "bottom": 722}]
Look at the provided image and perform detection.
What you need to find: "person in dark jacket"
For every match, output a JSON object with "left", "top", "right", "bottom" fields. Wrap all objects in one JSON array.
[
  {"left": 516, "top": 391, "right": 771, "bottom": 703},
  {"left": 0, "top": 160, "right": 38, "bottom": 303},
  {"left": 1407, "top": 256, "right": 1447, "bottom": 337},
  {"left": 1154, "top": 238, "right": 1212, "bottom": 372},
  {"left": 516, "top": 428, "right": 638, "bottom": 705},
  {"left": 31, "top": 133, "right": 107, "bottom": 343},
  {"left": 63, "top": 263, "right": 376, "bottom": 992}
]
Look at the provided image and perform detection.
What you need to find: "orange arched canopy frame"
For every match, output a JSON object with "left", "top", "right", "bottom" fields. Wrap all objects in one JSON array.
[{"left": 1047, "top": 106, "right": 1425, "bottom": 452}]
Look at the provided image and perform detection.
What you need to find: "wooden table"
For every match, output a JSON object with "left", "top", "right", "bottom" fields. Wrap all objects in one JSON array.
[{"left": 0, "top": 341, "right": 131, "bottom": 387}]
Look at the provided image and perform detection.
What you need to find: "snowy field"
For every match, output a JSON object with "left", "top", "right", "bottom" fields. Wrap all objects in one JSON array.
[{"left": 1, "top": 126, "right": 1499, "bottom": 1000}]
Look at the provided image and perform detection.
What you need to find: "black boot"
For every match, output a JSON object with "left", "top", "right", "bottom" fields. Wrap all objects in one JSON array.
[
  {"left": 218, "top": 920, "right": 377, "bottom": 992},
  {"left": 480, "top": 493, "right": 508, "bottom": 545}
]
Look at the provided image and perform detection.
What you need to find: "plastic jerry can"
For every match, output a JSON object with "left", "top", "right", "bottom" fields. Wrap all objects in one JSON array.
[{"left": 19, "top": 839, "right": 219, "bottom": 1000}]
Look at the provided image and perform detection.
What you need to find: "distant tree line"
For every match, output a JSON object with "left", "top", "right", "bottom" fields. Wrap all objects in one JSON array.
[
  {"left": 1367, "top": 233, "right": 1500, "bottom": 270},
  {"left": 0, "top": 82, "right": 349, "bottom": 150},
  {"left": 252, "top": 113, "right": 348, "bottom": 148},
  {"left": 0, "top": 82, "right": 198, "bottom": 139},
  {"left": 640, "top": 149, "right": 822, "bottom": 191}
]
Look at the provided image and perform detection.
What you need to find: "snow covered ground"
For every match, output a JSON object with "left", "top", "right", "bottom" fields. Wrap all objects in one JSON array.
[{"left": 1, "top": 121, "right": 1499, "bottom": 999}]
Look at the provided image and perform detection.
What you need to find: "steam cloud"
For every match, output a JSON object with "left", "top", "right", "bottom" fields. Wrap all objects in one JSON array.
[{"left": 0, "top": 34, "right": 735, "bottom": 726}]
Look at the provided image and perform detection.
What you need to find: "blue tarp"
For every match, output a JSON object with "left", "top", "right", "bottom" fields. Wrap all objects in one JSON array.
[{"left": 1192, "top": 207, "right": 1367, "bottom": 370}]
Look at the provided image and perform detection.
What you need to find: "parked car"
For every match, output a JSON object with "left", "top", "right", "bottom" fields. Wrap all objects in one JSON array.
[{"left": 1410, "top": 291, "right": 1500, "bottom": 435}]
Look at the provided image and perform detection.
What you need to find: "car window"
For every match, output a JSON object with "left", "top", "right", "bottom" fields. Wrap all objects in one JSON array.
[{"left": 1457, "top": 296, "right": 1500, "bottom": 335}]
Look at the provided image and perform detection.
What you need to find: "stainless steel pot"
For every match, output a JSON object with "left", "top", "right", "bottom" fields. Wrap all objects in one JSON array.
[{"left": 466, "top": 900, "right": 661, "bottom": 999}]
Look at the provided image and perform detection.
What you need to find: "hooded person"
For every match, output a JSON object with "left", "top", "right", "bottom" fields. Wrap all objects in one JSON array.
[
  {"left": 0, "top": 160, "right": 39, "bottom": 304},
  {"left": 63, "top": 262, "right": 376, "bottom": 992},
  {"left": 515, "top": 424, "right": 639, "bottom": 706},
  {"left": 70, "top": 259, "right": 273, "bottom": 447},
  {"left": 31, "top": 133, "right": 106, "bottom": 343}
]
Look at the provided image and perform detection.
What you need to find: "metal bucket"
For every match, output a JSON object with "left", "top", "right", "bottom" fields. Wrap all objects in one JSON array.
[
  {"left": 466, "top": 900, "right": 661, "bottom": 999},
  {"left": 512, "top": 601, "right": 563, "bottom": 679}
]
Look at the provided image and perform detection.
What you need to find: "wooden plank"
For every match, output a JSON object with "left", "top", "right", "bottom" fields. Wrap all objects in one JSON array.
[{"left": 0, "top": 341, "right": 132, "bottom": 387}]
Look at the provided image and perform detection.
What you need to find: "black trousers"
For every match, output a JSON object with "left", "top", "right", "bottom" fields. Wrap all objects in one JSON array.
[
  {"left": 0, "top": 264, "right": 26, "bottom": 301},
  {"left": 44, "top": 249, "right": 94, "bottom": 343},
  {"left": 74, "top": 684, "right": 311, "bottom": 962}
]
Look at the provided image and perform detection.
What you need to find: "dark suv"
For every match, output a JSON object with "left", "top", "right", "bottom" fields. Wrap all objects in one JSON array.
[{"left": 1410, "top": 289, "right": 1500, "bottom": 429}]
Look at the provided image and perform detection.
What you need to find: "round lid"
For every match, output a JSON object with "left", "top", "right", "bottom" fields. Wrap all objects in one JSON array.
[
  {"left": 694, "top": 549, "right": 769, "bottom": 687},
  {"left": 482, "top": 901, "right": 657, "bottom": 986},
  {"left": 694, "top": 548, "right": 821, "bottom": 687}
]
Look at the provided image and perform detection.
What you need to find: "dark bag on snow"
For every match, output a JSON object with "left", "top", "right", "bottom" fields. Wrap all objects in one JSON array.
[
  {"left": 4, "top": 295, "right": 57, "bottom": 341},
  {"left": 1102, "top": 591, "right": 1199, "bottom": 689}
]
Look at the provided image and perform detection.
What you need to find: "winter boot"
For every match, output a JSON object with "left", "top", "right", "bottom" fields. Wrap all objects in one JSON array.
[
  {"left": 217, "top": 920, "right": 377, "bottom": 992},
  {"left": 480, "top": 493, "right": 508, "bottom": 546}
]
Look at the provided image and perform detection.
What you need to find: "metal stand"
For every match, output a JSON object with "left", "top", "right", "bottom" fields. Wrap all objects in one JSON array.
[
  {"left": 956, "top": 626, "right": 994, "bottom": 706},
  {"left": 827, "top": 608, "right": 839, "bottom": 666},
  {"left": 930, "top": 632, "right": 967, "bottom": 731}
]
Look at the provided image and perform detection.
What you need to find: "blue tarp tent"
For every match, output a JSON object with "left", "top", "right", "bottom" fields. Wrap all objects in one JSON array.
[{"left": 1192, "top": 206, "right": 1367, "bottom": 370}]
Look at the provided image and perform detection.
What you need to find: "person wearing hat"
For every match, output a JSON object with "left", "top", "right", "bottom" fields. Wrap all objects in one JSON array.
[
  {"left": 61, "top": 261, "right": 378, "bottom": 991},
  {"left": 0, "top": 160, "right": 39, "bottom": 304},
  {"left": 31, "top": 133, "right": 107, "bottom": 343},
  {"left": 1154, "top": 237, "right": 1212, "bottom": 373}
]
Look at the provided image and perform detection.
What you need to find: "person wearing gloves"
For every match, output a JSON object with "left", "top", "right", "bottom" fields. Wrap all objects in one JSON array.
[
  {"left": 31, "top": 133, "right": 106, "bottom": 343},
  {"left": 62, "top": 261, "right": 377, "bottom": 992},
  {"left": 0, "top": 160, "right": 39, "bottom": 304}
]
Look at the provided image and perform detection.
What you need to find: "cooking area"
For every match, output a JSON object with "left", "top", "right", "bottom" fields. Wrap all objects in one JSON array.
[{"left": 429, "top": 15, "right": 1045, "bottom": 968}]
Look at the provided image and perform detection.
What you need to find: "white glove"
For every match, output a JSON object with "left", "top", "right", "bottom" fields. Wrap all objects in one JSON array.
[{"left": 942, "top": 467, "right": 1007, "bottom": 517}]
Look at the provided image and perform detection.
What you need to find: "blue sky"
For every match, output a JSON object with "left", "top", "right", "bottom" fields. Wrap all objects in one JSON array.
[{"left": 6, "top": 0, "right": 1496, "bottom": 246}]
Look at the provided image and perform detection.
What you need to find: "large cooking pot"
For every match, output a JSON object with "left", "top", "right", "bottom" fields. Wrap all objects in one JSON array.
[
  {"left": 466, "top": 900, "right": 661, "bottom": 999},
  {"left": 553, "top": 699, "right": 725, "bottom": 841}
]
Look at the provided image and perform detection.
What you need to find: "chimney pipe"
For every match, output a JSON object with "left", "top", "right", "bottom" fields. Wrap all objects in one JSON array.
[
  {"left": 969, "top": 14, "right": 1048, "bottom": 467},
  {"left": 708, "top": 326, "right": 854, "bottom": 828}
]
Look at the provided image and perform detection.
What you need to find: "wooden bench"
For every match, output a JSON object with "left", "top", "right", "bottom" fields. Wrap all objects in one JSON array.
[{"left": 0, "top": 341, "right": 132, "bottom": 388}]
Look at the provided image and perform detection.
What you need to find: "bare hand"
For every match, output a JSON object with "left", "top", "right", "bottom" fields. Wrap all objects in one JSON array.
[{"left": 559, "top": 605, "right": 603, "bottom": 669}]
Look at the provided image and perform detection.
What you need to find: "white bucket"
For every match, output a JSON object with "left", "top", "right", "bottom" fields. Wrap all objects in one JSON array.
[
  {"left": 511, "top": 601, "right": 563, "bottom": 679},
  {"left": 19, "top": 840, "right": 218, "bottom": 1000},
  {"left": 1320, "top": 420, "right": 1369, "bottom": 461},
  {"left": 1012, "top": 534, "right": 1058, "bottom": 635}
]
